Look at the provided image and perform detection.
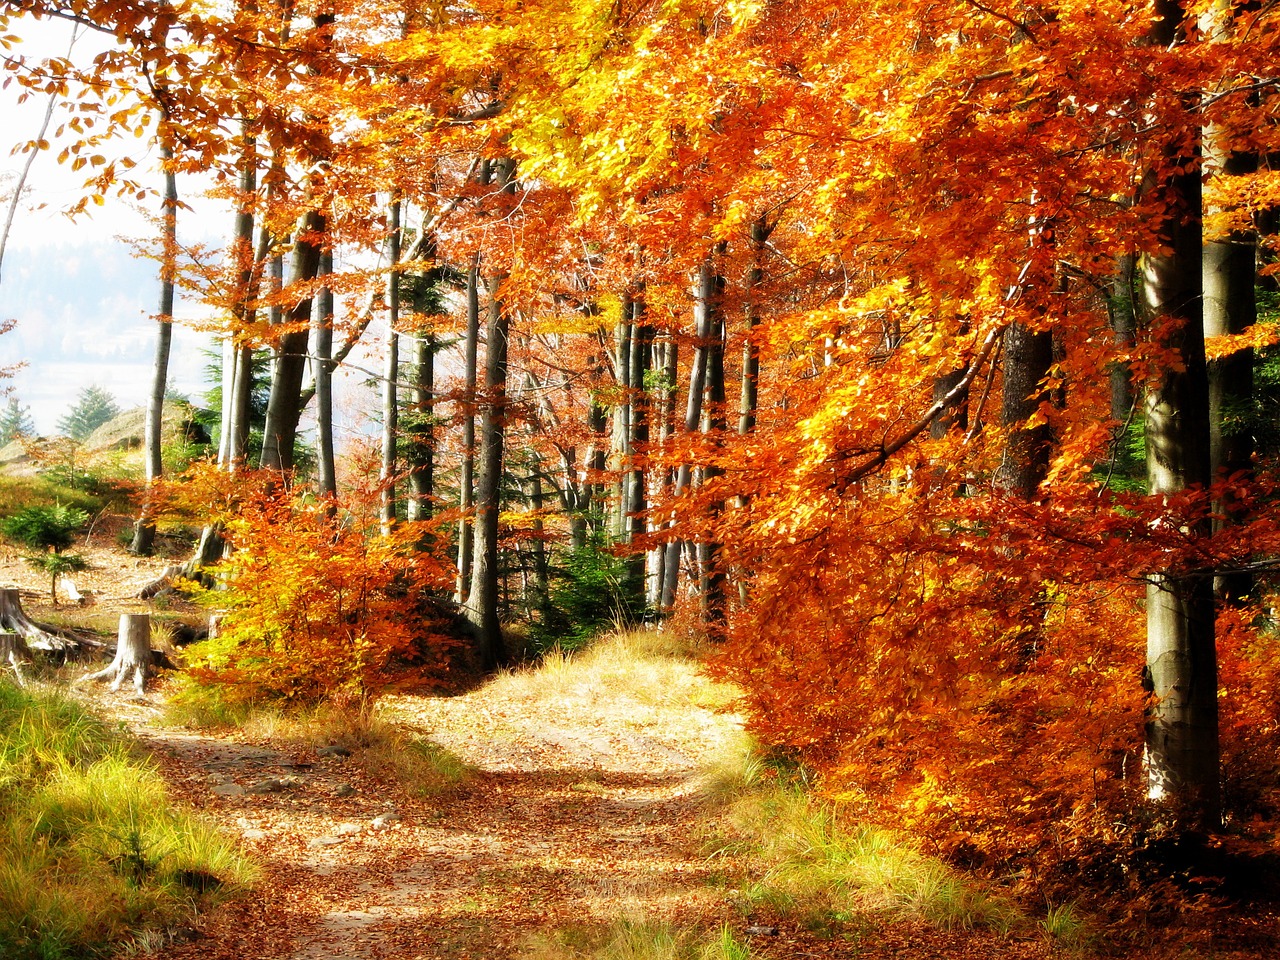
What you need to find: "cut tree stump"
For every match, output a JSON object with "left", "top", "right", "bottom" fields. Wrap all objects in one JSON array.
[
  {"left": 0, "top": 587, "right": 75, "bottom": 653},
  {"left": 0, "top": 631, "right": 28, "bottom": 687},
  {"left": 79, "top": 614, "right": 151, "bottom": 697}
]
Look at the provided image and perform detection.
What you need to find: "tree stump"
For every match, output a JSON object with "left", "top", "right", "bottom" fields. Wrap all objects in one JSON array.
[
  {"left": 0, "top": 587, "right": 73, "bottom": 652},
  {"left": 0, "top": 632, "right": 27, "bottom": 687},
  {"left": 80, "top": 614, "right": 151, "bottom": 697}
]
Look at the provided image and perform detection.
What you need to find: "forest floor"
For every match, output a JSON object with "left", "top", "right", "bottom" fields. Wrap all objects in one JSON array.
[
  {"left": 3, "top": 516, "right": 1277, "bottom": 960},
  {"left": 69, "top": 653, "right": 1061, "bottom": 960}
]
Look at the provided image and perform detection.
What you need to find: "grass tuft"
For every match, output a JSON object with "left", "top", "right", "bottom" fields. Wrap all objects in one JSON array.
[
  {"left": 707, "top": 767, "right": 1020, "bottom": 935},
  {"left": 1042, "top": 901, "right": 1091, "bottom": 949},
  {"left": 0, "top": 682, "right": 254, "bottom": 959},
  {"left": 164, "top": 689, "right": 473, "bottom": 798},
  {"left": 521, "top": 920, "right": 754, "bottom": 960}
]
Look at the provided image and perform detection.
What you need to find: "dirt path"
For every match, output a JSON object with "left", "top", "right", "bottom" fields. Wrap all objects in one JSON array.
[{"left": 100, "top": 669, "right": 743, "bottom": 960}]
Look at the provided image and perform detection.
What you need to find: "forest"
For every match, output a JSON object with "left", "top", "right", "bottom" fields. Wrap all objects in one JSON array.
[{"left": 2, "top": 0, "right": 1280, "bottom": 954}]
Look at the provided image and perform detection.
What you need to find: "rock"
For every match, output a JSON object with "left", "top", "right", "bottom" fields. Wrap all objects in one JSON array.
[
  {"left": 307, "top": 836, "right": 346, "bottom": 848},
  {"left": 333, "top": 783, "right": 357, "bottom": 798},
  {"left": 241, "top": 829, "right": 267, "bottom": 841},
  {"left": 168, "top": 926, "right": 206, "bottom": 945},
  {"left": 246, "top": 777, "right": 301, "bottom": 794},
  {"left": 335, "top": 822, "right": 362, "bottom": 836},
  {"left": 316, "top": 745, "right": 352, "bottom": 758},
  {"left": 212, "top": 783, "right": 245, "bottom": 797}
]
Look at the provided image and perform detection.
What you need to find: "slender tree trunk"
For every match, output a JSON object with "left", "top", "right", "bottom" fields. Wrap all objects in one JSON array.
[
  {"left": 132, "top": 139, "right": 178, "bottom": 555},
  {"left": 406, "top": 329, "right": 435, "bottom": 521},
  {"left": 700, "top": 296, "right": 728, "bottom": 638},
  {"left": 455, "top": 253, "right": 481, "bottom": 602},
  {"left": 261, "top": 211, "right": 325, "bottom": 473},
  {"left": 584, "top": 357, "right": 609, "bottom": 544},
  {"left": 1142, "top": 0, "right": 1219, "bottom": 828},
  {"left": 996, "top": 322, "right": 1053, "bottom": 498},
  {"left": 315, "top": 249, "right": 337, "bottom": 498},
  {"left": 611, "top": 309, "right": 633, "bottom": 540},
  {"left": 380, "top": 198, "right": 402, "bottom": 532},
  {"left": 661, "top": 260, "right": 716, "bottom": 610},
  {"left": 626, "top": 300, "right": 651, "bottom": 593},
  {"left": 464, "top": 266, "right": 512, "bottom": 670},
  {"left": 1202, "top": 2, "right": 1256, "bottom": 602},
  {"left": 1109, "top": 251, "right": 1139, "bottom": 427},
  {"left": 651, "top": 334, "right": 679, "bottom": 607}
]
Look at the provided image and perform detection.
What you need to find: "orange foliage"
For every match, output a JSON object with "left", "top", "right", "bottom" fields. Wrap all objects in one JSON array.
[{"left": 176, "top": 473, "right": 459, "bottom": 705}]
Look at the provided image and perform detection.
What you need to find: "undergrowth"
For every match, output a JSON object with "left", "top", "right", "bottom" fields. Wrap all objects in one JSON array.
[
  {"left": 699, "top": 744, "right": 1095, "bottom": 945},
  {"left": 0, "top": 681, "right": 254, "bottom": 959},
  {"left": 522, "top": 920, "right": 756, "bottom": 960},
  {"left": 164, "top": 688, "right": 473, "bottom": 798}
]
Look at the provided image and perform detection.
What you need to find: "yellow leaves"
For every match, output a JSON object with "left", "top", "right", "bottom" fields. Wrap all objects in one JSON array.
[{"left": 1204, "top": 321, "right": 1280, "bottom": 360}]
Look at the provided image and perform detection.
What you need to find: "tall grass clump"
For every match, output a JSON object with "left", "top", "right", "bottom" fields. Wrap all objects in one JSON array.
[
  {"left": 0, "top": 682, "right": 254, "bottom": 959},
  {"left": 706, "top": 757, "right": 1020, "bottom": 936},
  {"left": 522, "top": 920, "right": 755, "bottom": 960}
]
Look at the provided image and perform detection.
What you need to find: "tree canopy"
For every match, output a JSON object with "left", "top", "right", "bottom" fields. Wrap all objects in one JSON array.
[{"left": 6, "top": 0, "right": 1280, "bottom": 892}]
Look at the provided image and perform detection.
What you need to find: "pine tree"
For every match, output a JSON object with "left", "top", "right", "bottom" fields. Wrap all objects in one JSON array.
[
  {"left": 57, "top": 386, "right": 120, "bottom": 441},
  {"left": 0, "top": 397, "right": 35, "bottom": 445}
]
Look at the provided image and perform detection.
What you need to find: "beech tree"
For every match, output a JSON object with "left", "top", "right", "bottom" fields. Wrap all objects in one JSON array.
[{"left": 10, "top": 0, "right": 1280, "bottom": 873}]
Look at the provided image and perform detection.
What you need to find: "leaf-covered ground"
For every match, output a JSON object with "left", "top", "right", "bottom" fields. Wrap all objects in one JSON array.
[{"left": 60, "top": 641, "right": 1068, "bottom": 960}]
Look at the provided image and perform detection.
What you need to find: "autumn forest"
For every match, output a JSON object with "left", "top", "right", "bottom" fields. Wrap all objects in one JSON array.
[{"left": 4, "top": 0, "right": 1280, "bottom": 947}]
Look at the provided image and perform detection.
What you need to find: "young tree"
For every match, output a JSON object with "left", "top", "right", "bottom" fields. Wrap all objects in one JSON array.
[
  {"left": 0, "top": 397, "right": 35, "bottom": 445},
  {"left": 57, "top": 386, "right": 120, "bottom": 441}
]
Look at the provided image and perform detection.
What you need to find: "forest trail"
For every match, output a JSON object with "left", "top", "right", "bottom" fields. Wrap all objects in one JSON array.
[
  {"left": 97, "top": 643, "right": 750, "bottom": 960},
  {"left": 89, "top": 641, "right": 1066, "bottom": 960}
]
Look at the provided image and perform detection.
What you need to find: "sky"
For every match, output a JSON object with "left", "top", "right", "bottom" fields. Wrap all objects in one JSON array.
[
  {"left": 0, "top": 14, "right": 394, "bottom": 447},
  {"left": 0, "top": 16, "right": 221, "bottom": 436}
]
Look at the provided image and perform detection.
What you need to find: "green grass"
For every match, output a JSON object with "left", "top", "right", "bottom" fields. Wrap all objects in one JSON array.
[
  {"left": 522, "top": 920, "right": 756, "bottom": 960},
  {"left": 0, "top": 682, "right": 255, "bottom": 959},
  {"left": 0, "top": 475, "right": 106, "bottom": 520},
  {"left": 705, "top": 759, "right": 1020, "bottom": 936}
]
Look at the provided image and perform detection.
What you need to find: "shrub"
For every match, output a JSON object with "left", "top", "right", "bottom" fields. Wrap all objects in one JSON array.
[
  {"left": 529, "top": 537, "right": 647, "bottom": 654},
  {"left": 177, "top": 475, "right": 460, "bottom": 705},
  {"left": 24, "top": 551, "right": 89, "bottom": 603},
  {"left": 0, "top": 503, "right": 89, "bottom": 552}
]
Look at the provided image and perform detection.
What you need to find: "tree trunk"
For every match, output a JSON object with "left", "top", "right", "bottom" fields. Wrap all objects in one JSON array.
[
  {"left": 1202, "top": 25, "right": 1256, "bottom": 603},
  {"left": 1142, "top": 2, "right": 1219, "bottom": 827},
  {"left": 996, "top": 321, "right": 1053, "bottom": 498},
  {"left": 652, "top": 334, "right": 679, "bottom": 608},
  {"left": 464, "top": 266, "right": 512, "bottom": 670},
  {"left": 626, "top": 300, "right": 651, "bottom": 593},
  {"left": 0, "top": 632, "right": 28, "bottom": 686},
  {"left": 261, "top": 210, "right": 325, "bottom": 473},
  {"left": 315, "top": 249, "right": 337, "bottom": 498},
  {"left": 700, "top": 293, "right": 728, "bottom": 638},
  {"left": 380, "top": 198, "right": 402, "bottom": 532},
  {"left": 406, "top": 329, "right": 436, "bottom": 521},
  {"left": 661, "top": 259, "right": 716, "bottom": 611},
  {"left": 132, "top": 139, "right": 178, "bottom": 555},
  {"left": 455, "top": 253, "right": 481, "bottom": 602},
  {"left": 1109, "top": 251, "right": 1139, "bottom": 428},
  {"left": 0, "top": 588, "right": 75, "bottom": 653},
  {"left": 610, "top": 309, "right": 633, "bottom": 540},
  {"left": 80, "top": 614, "right": 151, "bottom": 697}
]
